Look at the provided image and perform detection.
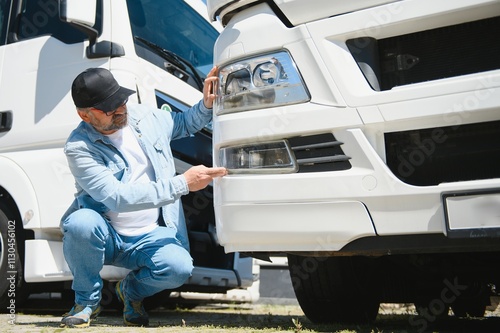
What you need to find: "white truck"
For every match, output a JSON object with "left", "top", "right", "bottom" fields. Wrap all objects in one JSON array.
[
  {"left": 208, "top": 0, "right": 500, "bottom": 324},
  {"left": 0, "top": 0, "right": 258, "bottom": 312}
]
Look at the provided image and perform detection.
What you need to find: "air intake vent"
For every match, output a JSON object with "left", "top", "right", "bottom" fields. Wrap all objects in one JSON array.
[
  {"left": 385, "top": 120, "right": 500, "bottom": 186},
  {"left": 347, "top": 16, "right": 500, "bottom": 91},
  {"left": 288, "top": 133, "right": 351, "bottom": 173}
]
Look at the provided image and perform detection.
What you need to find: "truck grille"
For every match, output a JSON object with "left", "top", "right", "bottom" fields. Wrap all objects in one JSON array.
[
  {"left": 385, "top": 120, "right": 500, "bottom": 186},
  {"left": 347, "top": 16, "right": 500, "bottom": 91},
  {"left": 288, "top": 133, "right": 351, "bottom": 173}
]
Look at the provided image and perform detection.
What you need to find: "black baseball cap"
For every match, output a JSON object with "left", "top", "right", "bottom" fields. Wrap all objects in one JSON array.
[{"left": 71, "top": 68, "right": 135, "bottom": 112}]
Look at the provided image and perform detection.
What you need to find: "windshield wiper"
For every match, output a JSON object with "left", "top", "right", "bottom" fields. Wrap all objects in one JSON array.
[{"left": 134, "top": 36, "right": 204, "bottom": 91}]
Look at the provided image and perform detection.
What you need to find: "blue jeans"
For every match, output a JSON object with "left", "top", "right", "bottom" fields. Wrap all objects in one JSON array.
[{"left": 62, "top": 208, "right": 194, "bottom": 307}]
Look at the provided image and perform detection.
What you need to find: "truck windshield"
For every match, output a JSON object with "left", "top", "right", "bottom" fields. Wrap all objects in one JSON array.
[
  {"left": 0, "top": 0, "right": 10, "bottom": 45},
  {"left": 126, "top": 0, "right": 218, "bottom": 79}
]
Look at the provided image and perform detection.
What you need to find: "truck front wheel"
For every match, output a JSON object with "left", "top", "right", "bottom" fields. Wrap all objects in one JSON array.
[
  {"left": 451, "top": 282, "right": 491, "bottom": 318},
  {"left": 287, "top": 254, "right": 380, "bottom": 324}
]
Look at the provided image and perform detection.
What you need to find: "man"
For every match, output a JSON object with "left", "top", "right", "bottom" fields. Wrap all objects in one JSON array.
[{"left": 60, "top": 67, "right": 226, "bottom": 328}]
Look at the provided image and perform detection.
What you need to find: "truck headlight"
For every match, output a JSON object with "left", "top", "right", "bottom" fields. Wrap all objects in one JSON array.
[
  {"left": 216, "top": 51, "right": 310, "bottom": 115},
  {"left": 220, "top": 140, "right": 297, "bottom": 174}
]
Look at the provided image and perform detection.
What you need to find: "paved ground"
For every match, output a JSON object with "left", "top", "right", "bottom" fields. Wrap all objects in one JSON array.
[{"left": 259, "top": 265, "right": 296, "bottom": 300}]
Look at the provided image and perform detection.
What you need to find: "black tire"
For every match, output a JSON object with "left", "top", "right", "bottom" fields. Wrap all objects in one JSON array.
[
  {"left": 287, "top": 254, "right": 380, "bottom": 324},
  {"left": 451, "top": 300, "right": 486, "bottom": 318},
  {"left": 451, "top": 283, "right": 490, "bottom": 318},
  {"left": 0, "top": 205, "right": 29, "bottom": 312}
]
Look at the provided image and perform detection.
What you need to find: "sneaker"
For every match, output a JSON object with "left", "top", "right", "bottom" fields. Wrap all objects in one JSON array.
[
  {"left": 115, "top": 280, "right": 149, "bottom": 326},
  {"left": 60, "top": 303, "right": 102, "bottom": 328}
]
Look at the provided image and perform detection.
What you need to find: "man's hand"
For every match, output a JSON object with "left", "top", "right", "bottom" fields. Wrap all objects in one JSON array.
[
  {"left": 184, "top": 165, "right": 227, "bottom": 192},
  {"left": 203, "top": 66, "right": 218, "bottom": 109}
]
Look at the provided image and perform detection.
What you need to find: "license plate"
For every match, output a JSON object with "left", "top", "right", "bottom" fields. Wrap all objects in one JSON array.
[{"left": 443, "top": 189, "right": 500, "bottom": 238}]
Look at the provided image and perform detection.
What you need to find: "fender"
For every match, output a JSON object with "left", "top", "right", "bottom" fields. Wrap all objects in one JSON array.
[
  {"left": 0, "top": 149, "right": 75, "bottom": 230},
  {"left": 0, "top": 155, "right": 40, "bottom": 230}
]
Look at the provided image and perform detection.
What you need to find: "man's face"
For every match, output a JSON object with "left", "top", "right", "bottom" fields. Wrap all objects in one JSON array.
[{"left": 79, "top": 101, "right": 128, "bottom": 134}]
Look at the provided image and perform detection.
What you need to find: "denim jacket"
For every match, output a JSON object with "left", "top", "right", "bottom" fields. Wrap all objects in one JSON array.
[{"left": 61, "top": 100, "right": 212, "bottom": 248}]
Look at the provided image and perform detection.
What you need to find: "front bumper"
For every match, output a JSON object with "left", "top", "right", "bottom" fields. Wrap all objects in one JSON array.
[{"left": 213, "top": 127, "right": 500, "bottom": 253}]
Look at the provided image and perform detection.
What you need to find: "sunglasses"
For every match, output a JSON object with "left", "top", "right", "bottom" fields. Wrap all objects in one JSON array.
[{"left": 93, "top": 98, "right": 128, "bottom": 116}]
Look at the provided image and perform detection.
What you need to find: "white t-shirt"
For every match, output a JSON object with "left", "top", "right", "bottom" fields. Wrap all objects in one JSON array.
[{"left": 105, "top": 125, "right": 159, "bottom": 236}]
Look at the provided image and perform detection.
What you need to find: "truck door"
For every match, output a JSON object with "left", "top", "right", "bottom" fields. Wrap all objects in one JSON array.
[{"left": 0, "top": 0, "right": 11, "bottom": 135}]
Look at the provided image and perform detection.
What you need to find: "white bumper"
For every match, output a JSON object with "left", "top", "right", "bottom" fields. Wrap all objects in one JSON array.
[
  {"left": 214, "top": 127, "right": 500, "bottom": 253},
  {"left": 216, "top": 200, "right": 375, "bottom": 253}
]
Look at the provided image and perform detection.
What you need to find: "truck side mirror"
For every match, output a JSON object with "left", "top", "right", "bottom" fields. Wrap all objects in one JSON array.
[
  {"left": 59, "top": 0, "right": 96, "bottom": 27},
  {"left": 58, "top": 0, "right": 125, "bottom": 59}
]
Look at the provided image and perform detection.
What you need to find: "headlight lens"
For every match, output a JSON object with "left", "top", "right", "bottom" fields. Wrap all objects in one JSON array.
[
  {"left": 216, "top": 51, "right": 310, "bottom": 115},
  {"left": 220, "top": 140, "right": 297, "bottom": 174}
]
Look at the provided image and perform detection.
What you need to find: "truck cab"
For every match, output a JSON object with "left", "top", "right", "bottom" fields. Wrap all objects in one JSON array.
[
  {"left": 0, "top": 0, "right": 257, "bottom": 310},
  {"left": 208, "top": 0, "right": 500, "bottom": 324}
]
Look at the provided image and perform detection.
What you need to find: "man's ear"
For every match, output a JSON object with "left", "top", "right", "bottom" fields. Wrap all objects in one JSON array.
[{"left": 77, "top": 109, "right": 91, "bottom": 123}]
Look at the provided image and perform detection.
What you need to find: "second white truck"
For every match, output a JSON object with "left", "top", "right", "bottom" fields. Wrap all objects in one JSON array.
[{"left": 0, "top": 0, "right": 258, "bottom": 312}]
